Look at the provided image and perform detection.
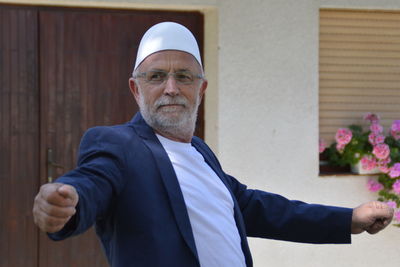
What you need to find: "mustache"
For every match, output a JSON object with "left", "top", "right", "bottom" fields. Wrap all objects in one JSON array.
[{"left": 154, "top": 96, "right": 188, "bottom": 109}]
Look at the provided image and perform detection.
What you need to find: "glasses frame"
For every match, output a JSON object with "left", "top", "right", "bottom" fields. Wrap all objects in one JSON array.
[{"left": 133, "top": 70, "right": 204, "bottom": 85}]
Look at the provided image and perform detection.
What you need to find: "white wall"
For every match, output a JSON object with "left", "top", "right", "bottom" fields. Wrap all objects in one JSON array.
[
  {"left": 4, "top": 0, "right": 399, "bottom": 266},
  {"left": 217, "top": 1, "right": 400, "bottom": 266}
]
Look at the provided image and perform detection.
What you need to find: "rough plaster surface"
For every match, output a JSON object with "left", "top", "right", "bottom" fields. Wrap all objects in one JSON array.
[{"left": 217, "top": 1, "right": 400, "bottom": 266}]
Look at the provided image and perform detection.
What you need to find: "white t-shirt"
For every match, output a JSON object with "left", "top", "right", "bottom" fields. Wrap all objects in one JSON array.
[{"left": 156, "top": 134, "right": 246, "bottom": 267}]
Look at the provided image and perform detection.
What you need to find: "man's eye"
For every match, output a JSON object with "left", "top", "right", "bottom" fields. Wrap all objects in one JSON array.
[
  {"left": 147, "top": 72, "right": 165, "bottom": 81},
  {"left": 175, "top": 73, "right": 193, "bottom": 82}
]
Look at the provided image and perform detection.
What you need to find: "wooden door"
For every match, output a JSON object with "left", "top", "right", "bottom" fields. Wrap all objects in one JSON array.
[{"left": 1, "top": 4, "right": 204, "bottom": 267}]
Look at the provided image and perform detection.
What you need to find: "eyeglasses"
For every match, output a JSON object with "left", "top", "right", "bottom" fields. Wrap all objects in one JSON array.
[{"left": 133, "top": 70, "right": 204, "bottom": 85}]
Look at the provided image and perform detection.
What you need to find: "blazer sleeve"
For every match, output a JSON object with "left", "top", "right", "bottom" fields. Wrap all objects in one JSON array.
[
  {"left": 226, "top": 174, "right": 352, "bottom": 244},
  {"left": 48, "top": 126, "right": 128, "bottom": 241}
]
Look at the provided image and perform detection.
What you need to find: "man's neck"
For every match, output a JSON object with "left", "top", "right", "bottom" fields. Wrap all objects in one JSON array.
[{"left": 155, "top": 129, "right": 192, "bottom": 143}]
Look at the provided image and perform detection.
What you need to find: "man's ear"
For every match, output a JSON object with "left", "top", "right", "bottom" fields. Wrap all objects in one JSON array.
[
  {"left": 129, "top": 78, "right": 140, "bottom": 103},
  {"left": 198, "top": 79, "right": 208, "bottom": 102}
]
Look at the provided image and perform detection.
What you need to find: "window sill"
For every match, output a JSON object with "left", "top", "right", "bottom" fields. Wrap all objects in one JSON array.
[
  {"left": 319, "top": 172, "right": 379, "bottom": 177},
  {"left": 319, "top": 164, "right": 379, "bottom": 177}
]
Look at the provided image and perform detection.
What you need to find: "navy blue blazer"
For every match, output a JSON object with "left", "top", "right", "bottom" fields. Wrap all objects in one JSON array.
[{"left": 49, "top": 112, "right": 352, "bottom": 267}]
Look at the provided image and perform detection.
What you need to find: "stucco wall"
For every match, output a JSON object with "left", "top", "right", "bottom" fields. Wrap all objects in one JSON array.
[
  {"left": 3, "top": 0, "right": 399, "bottom": 266},
  {"left": 217, "top": 1, "right": 400, "bottom": 267}
]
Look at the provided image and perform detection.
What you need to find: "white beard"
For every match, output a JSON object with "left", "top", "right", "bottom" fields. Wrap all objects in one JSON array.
[{"left": 137, "top": 88, "right": 200, "bottom": 141}]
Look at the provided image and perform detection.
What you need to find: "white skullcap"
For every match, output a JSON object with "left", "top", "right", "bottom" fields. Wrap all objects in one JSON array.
[{"left": 134, "top": 22, "right": 202, "bottom": 70}]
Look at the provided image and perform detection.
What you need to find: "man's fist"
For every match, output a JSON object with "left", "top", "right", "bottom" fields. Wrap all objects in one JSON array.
[
  {"left": 351, "top": 201, "right": 394, "bottom": 234},
  {"left": 33, "top": 183, "right": 79, "bottom": 233}
]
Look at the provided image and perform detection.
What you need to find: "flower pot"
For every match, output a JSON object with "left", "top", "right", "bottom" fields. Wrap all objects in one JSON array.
[{"left": 351, "top": 161, "right": 380, "bottom": 175}]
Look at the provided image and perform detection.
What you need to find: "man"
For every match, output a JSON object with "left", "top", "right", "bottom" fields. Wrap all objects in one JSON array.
[{"left": 33, "top": 22, "right": 393, "bottom": 267}]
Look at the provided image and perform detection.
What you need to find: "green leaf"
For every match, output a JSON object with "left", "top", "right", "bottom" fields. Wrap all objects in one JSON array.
[{"left": 378, "top": 174, "right": 396, "bottom": 190}]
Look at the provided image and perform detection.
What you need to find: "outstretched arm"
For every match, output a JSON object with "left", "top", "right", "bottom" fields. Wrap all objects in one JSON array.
[
  {"left": 33, "top": 126, "right": 128, "bottom": 239},
  {"left": 351, "top": 201, "right": 394, "bottom": 234}
]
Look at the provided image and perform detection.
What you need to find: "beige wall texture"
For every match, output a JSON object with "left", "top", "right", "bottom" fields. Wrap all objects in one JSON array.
[
  {"left": 217, "top": 1, "right": 400, "bottom": 267},
  {"left": 3, "top": 0, "right": 400, "bottom": 266}
]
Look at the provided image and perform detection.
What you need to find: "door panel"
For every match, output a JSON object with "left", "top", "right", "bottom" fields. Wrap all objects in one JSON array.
[
  {"left": 0, "top": 6, "right": 39, "bottom": 267},
  {"left": 38, "top": 7, "right": 204, "bottom": 267},
  {"left": 0, "top": 4, "right": 203, "bottom": 266}
]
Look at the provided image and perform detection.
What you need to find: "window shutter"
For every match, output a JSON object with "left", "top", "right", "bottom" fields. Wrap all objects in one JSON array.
[{"left": 319, "top": 9, "right": 400, "bottom": 143}]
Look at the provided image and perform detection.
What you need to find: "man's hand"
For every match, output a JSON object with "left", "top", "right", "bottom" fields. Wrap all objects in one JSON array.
[
  {"left": 33, "top": 183, "right": 79, "bottom": 233},
  {"left": 351, "top": 201, "right": 394, "bottom": 234}
]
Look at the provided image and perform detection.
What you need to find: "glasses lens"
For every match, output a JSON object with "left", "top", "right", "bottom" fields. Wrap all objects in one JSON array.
[
  {"left": 174, "top": 71, "right": 194, "bottom": 84},
  {"left": 145, "top": 71, "right": 167, "bottom": 83}
]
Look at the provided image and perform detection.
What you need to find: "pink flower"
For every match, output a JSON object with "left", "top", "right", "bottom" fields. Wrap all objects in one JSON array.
[
  {"left": 393, "top": 180, "right": 400, "bottom": 194},
  {"left": 390, "top": 120, "right": 400, "bottom": 140},
  {"left": 367, "top": 179, "right": 384, "bottom": 192},
  {"left": 391, "top": 120, "right": 400, "bottom": 132},
  {"left": 389, "top": 163, "right": 400, "bottom": 178},
  {"left": 379, "top": 157, "right": 391, "bottom": 165},
  {"left": 319, "top": 138, "right": 326, "bottom": 153},
  {"left": 368, "top": 132, "right": 385, "bottom": 145},
  {"left": 370, "top": 123, "right": 383, "bottom": 134},
  {"left": 335, "top": 128, "right": 352, "bottom": 145},
  {"left": 379, "top": 165, "right": 391, "bottom": 173},
  {"left": 395, "top": 211, "right": 400, "bottom": 222},
  {"left": 386, "top": 201, "right": 397, "bottom": 209},
  {"left": 360, "top": 155, "right": 377, "bottom": 170},
  {"left": 376, "top": 157, "right": 391, "bottom": 173},
  {"left": 364, "top": 113, "right": 380, "bottom": 124},
  {"left": 372, "top": 143, "right": 390, "bottom": 160}
]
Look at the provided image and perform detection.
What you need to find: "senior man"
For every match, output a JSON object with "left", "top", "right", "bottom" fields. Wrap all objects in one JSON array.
[{"left": 33, "top": 22, "right": 393, "bottom": 267}]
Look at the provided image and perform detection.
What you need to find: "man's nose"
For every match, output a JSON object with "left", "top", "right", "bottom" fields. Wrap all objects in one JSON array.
[{"left": 163, "top": 75, "right": 180, "bottom": 96}]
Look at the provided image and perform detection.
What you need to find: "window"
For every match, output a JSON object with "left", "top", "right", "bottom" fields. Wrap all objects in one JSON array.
[{"left": 319, "top": 9, "right": 400, "bottom": 145}]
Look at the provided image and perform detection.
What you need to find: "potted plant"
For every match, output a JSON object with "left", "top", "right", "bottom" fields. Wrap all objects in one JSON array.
[{"left": 320, "top": 113, "right": 400, "bottom": 227}]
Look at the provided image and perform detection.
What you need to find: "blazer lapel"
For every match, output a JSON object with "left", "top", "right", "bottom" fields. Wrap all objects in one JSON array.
[
  {"left": 129, "top": 113, "right": 199, "bottom": 261},
  {"left": 190, "top": 139, "right": 230, "bottom": 191}
]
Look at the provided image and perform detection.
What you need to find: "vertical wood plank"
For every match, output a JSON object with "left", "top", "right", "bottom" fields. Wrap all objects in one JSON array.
[
  {"left": 0, "top": 5, "right": 39, "bottom": 267},
  {"left": 38, "top": 10, "right": 110, "bottom": 267}
]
